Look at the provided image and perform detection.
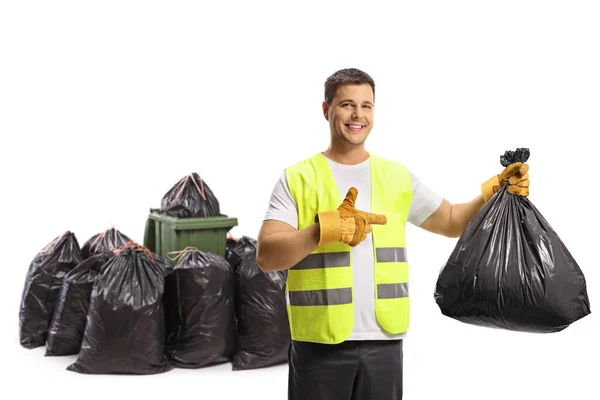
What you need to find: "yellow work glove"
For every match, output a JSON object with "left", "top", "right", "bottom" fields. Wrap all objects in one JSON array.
[
  {"left": 481, "top": 162, "right": 530, "bottom": 202},
  {"left": 315, "top": 187, "right": 387, "bottom": 247}
]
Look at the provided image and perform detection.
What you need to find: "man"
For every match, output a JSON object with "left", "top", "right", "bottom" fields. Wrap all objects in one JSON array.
[{"left": 256, "top": 68, "right": 530, "bottom": 400}]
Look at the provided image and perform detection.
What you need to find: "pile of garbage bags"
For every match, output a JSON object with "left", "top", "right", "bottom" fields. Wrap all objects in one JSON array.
[{"left": 19, "top": 227, "right": 291, "bottom": 375}]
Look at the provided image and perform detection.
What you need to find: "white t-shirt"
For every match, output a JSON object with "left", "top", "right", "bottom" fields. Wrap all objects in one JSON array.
[{"left": 263, "top": 155, "right": 444, "bottom": 341}]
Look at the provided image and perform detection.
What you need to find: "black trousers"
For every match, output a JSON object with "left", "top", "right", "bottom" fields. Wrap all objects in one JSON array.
[{"left": 288, "top": 339, "right": 403, "bottom": 400}]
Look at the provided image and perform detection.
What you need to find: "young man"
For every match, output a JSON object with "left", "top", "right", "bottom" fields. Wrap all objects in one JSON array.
[{"left": 256, "top": 68, "right": 530, "bottom": 400}]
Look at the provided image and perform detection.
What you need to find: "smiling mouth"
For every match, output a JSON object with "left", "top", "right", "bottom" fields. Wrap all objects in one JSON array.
[{"left": 346, "top": 124, "right": 365, "bottom": 133}]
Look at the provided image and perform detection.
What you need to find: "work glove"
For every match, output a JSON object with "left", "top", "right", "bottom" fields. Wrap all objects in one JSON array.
[
  {"left": 481, "top": 162, "right": 530, "bottom": 202},
  {"left": 315, "top": 187, "right": 387, "bottom": 247}
]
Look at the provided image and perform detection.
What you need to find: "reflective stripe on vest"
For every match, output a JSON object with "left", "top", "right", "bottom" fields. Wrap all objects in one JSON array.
[{"left": 284, "top": 152, "right": 413, "bottom": 344}]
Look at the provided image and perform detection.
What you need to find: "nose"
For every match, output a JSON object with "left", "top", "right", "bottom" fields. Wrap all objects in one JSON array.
[{"left": 352, "top": 108, "right": 363, "bottom": 120}]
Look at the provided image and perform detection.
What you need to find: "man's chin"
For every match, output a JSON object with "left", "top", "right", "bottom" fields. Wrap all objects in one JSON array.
[
  {"left": 340, "top": 140, "right": 366, "bottom": 148},
  {"left": 345, "top": 133, "right": 368, "bottom": 144},
  {"left": 331, "top": 129, "right": 369, "bottom": 147}
]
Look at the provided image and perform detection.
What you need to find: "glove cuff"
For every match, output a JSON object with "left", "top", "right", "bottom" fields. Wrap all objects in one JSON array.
[
  {"left": 481, "top": 175, "right": 500, "bottom": 202},
  {"left": 315, "top": 211, "right": 342, "bottom": 246}
]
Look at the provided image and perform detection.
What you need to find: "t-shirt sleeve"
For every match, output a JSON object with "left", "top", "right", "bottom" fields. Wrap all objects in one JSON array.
[
  {"left": 407, "top": 169, "right": 444, "bottom": 226},
  {"left": 262, "top": 171, "right": 299, "bottom": 230}
]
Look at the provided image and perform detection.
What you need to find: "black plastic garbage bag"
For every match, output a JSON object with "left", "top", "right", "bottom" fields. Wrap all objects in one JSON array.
[
  {"left": 160, "top": 172, "right": 220, "bottom": 218},
  {"left": 163, "top": 247, "right": 236, "bottom": 368},
  {"left": 226, "top": 235, "right": 288, "bottom": 279},
  {"left": 67, "top": 243, "right": 174, "bottom": 374},
  {"left": 232, "top": 244, "right": 290, "bottom": 370},
  {"left": 81, "top": 227, "right": 131, "bottom": 259},
  {"left": 434, "top": 148, "right": 591, "bottom": 333},
  {"left": 19, "top": 231, "right": 83, "bottom": 349},
  {"left": 226, "top": 235, "right": 257, "bottom": 270},
  {"left": 45, "top": 252, "right": 114, "bottom": 356}
]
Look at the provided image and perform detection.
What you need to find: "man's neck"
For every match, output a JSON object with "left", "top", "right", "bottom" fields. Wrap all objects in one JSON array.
[{"left": 322, "top": 145, "right": 369, "bottom": 165}]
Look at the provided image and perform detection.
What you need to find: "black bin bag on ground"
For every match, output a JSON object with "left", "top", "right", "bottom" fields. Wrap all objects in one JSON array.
[
  {"left": 434, "top": 148, "right": 591, "bottom": 333},
  {"left": 232, "top": 240, "right": 290, "bottom": 370},
  {"left": 80, "top": 227, "right": 131, "bottom": 260},
  {"left": 19, "top": 231, "right": 83, "bottom": 349},
  {"left": 45, "top": 252, "right": 114, "bottom": 356},
  {"left": 160, "top": 172, "right": 220, "bottom": 218},
  {"left": 163, "top": 247, "right": 236, "bottom": 368},
  {"left": 67, "top": 243, "right": 174, "bottom": 374}
]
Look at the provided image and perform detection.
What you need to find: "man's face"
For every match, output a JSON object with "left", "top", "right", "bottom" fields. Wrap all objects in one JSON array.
[{"left": 323, "top": 83, "right": 374, "bottom": 148}]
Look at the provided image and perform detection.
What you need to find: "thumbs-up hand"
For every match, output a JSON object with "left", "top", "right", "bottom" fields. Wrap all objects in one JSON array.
[{"left": 315, "top": 187, "right": 387, "bottom": 247}]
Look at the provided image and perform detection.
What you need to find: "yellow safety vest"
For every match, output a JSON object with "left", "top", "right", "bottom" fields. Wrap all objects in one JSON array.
[{"left": 284, "top": 152, "right": 413, "bottom": 344}]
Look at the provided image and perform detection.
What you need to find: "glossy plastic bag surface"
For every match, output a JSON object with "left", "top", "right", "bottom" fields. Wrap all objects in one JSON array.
[
  {"left": 231, "top": 240, "right": 290, "bottom": 370},
  {"left": 67, "top": 244, "right": 174, "bottom": 374},
  {"left": 160, "top": 172, "right": 220, "bottom": 218},
  {"left": 164, "top": 248, "right": 236, "bottom": 368},
  {"left": 45, "top": 253, "right": 114, "bottom": 356},
  {"left": 226, "top": 235, "right": 257, "bottom": 271},
  {"left": 80, "top": 227, "right": 131, "bottom": 259},
  {"left": 434, "top": 148, "right": 591, "bottom": 333},
  {"left": 19, "top": 231, "right": 83, "bottom": 348}
]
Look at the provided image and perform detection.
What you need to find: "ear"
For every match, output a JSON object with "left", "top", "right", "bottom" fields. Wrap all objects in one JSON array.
[{"left": 322, "top": 101, "right": 329, "bottom": 121}]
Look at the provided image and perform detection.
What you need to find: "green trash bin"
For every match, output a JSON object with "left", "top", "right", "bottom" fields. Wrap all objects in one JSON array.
[{"left": 143, "top": 209, "right": 238, "bottom": 262}]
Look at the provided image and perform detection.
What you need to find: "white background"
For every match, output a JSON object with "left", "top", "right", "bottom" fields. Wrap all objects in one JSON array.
[{"left": 1, "top": 1, "right": 599, "bottom": 399}]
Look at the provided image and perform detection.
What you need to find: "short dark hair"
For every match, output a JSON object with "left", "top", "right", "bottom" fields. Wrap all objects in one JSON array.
[{"left": 324, "top": 68, "right": 375, "bottom": 105}]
